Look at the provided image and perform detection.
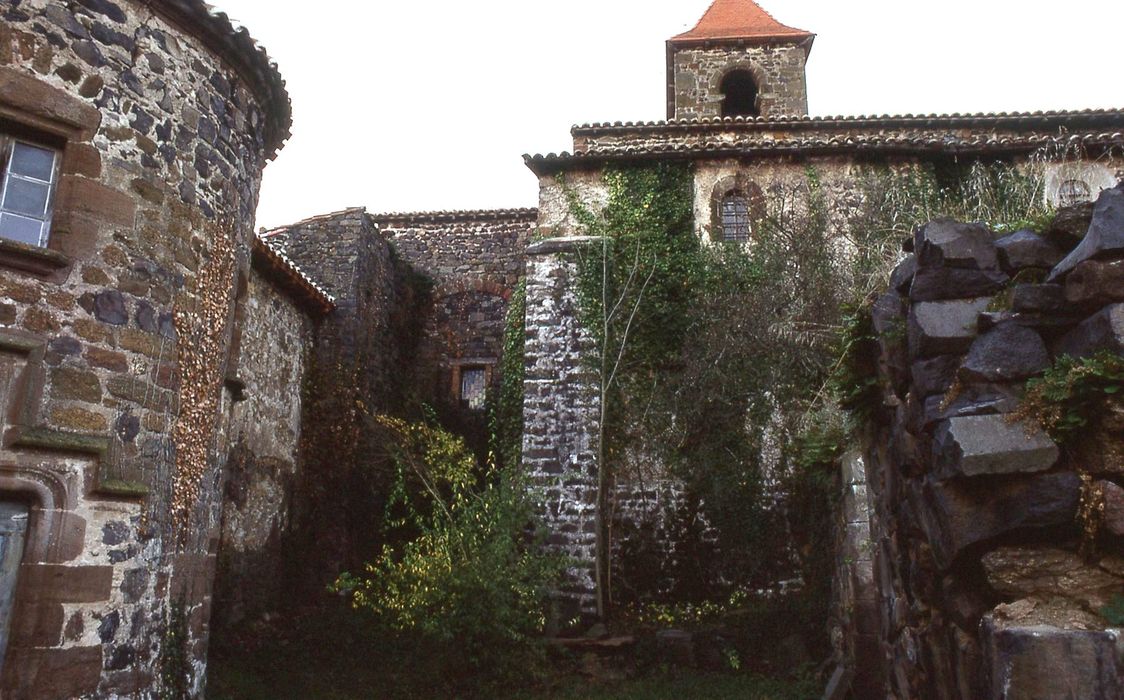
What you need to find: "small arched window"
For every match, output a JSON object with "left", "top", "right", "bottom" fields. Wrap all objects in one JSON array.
[
  {"left": 1058, "top": 178, "right": 1092, "bottom": 207},
  {"left": 720, "top": 70, "right": 760, "bottom": 118},
  {"left": 719, "top": 191, "right": 752, "bottom": 242}
]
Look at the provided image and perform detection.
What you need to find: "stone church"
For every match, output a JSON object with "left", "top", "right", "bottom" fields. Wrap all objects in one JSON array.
[{"left": 0, "top": 0, "right": 1120, "bottom": 697}]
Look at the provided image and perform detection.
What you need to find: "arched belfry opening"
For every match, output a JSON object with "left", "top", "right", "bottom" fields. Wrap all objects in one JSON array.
[{"left": 720, "top": 70, "right": 760, "bottom": 118}]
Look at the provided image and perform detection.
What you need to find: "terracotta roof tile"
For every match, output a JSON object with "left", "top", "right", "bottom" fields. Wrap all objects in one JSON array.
[
  {"left": 672, "top": 0, "right": 813, "bottom": 44},
  {"left": 524, "top": 131, "right": 1124, "bottom": 175},
  {"left": 251, "top": 233, "right": 335, "bottom": 314},
  {"left": 371, "top": 208, "right": 539, "bottom": 225}
]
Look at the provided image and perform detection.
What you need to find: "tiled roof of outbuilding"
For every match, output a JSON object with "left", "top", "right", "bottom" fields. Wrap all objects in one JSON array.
[
  {"left": 371, "top": 208, "right": 539, "bottom": 225},
  {"left": 671, "top": 0, "right": 813, "bottom": 44},
  {"left": 150, "top": 0, "right": 291, "bottom": 159},
  {"left": 525, "top": 130, "right": 1124, "bottom": 175},
  {"left": 251, "top": 233, "right": 335, "bottom": 314}
]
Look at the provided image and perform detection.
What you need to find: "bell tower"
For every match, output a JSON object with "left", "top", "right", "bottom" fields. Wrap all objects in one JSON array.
[{"left": 667, "top": 0, "right": 814, "bottom": 120}]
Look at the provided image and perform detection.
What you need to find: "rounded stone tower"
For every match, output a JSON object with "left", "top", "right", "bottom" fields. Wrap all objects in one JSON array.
[
  {"left": 667, "top": 0, "right": 814, "bottom": 120},
  {"left": 0, "top": 0, "right": 289, "bottom": 696}
]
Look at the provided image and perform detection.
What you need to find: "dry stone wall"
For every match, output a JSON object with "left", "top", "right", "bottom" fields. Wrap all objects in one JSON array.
[
  {"left": 842, "top": 184, "right": 1124, "bottom": 698},
  {"left": 0, "top": 0, "right": 287, "bottom": 696}
]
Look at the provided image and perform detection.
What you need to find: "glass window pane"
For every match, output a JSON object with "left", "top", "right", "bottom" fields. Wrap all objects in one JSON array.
[
  {"left": 721, "top": 194, "right": 751, "bottom": 242},
  {"left": 461, "top": 368, "right": 487, "bottom": 410},
  {"left": 0, "top": 213, "right": 45, "bottom": 246},
  {"left": 9, "top": 143, "right": 56, "bottom": 182},
  {"left": 2, "top": 178, "right": 50, "bottom": 217}
]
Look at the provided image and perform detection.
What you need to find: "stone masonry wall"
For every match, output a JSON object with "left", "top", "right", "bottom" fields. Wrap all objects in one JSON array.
[
  {"left": 258, "top": 209, "right": 403, "bottom": 588},
  {"left": 841, "top": 185, "right": 1124, "bottom": 698},
  {"left": 669, "top": 42, "right": 809, "bottom": 120},
  {"left": 522, "top": 237, "right": 602, "bottom": 619},
  {"left": 0, "top": 1, "right": 286, "bottom": 696},
  {"left": 212, "top": 264, "right": 315, "bottom": 630},
  {"left": 376, "top": 210, "right": 536, "bottom": 406}
]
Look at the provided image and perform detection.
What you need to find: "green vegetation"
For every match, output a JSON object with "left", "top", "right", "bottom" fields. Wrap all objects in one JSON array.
[
  {"left": 331, "top": 414, "right": 560, "bottom": 694},
  {"left": 208, "top": 604, "right": 817, "bottom": 700},
  {"left": 1015, "top": 351, "right": 1124, "bottom": 443},
  {"left": 493, "top": 279, "right": 528, "bottom": 470},
  {"left": 562, "top": 156, "right": 1057, "bottom": 651}
]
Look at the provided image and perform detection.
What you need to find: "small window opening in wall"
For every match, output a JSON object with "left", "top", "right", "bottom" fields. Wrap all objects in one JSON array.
[
  {"left": 720, "top": 191, "right": 752, "bottom": 242},
  {"left": 720, "top": 70, "right": 760, "bottom": 118},
  {"left": 1058, "top": 178, "right": 1092, "bottom": 207},
  {"left": 460, "top": 366, "right": 487, "bottom": 410},
  {"left": 0, "top": 139, "right": 61, "bottom": 247}
]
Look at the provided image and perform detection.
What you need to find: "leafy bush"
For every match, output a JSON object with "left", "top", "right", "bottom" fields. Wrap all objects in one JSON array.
[
  {"left": 1014, "top": 351, "right": 1124, "bottom": 443},
  {"left": 333, "top": 415, "right": 560, "bottom": 692}
]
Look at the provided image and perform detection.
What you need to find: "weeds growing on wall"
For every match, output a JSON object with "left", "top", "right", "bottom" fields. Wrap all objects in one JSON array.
[{"left": 1013, "top": 351, "right": 1124, "bottom": 443}]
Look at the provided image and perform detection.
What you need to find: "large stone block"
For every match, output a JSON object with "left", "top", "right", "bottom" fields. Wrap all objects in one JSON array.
[
  {"left": 1054, "top": 303, "right": 1124, "bottom": 358},
  {"left": 911, "top": 354, "right": 960, "bottom": 397},
  {"left": 908, "top": 297, "right": 992, "bottom": 358},
  {"left": 914, "top": 219, "right": 999, "bottom": 271},
  {"left": 912, "top": 472, "right": 1081, "bottom": 568},
  {"left": 959, "top": 323, "right": 1050, "bottom": 382},
  {"left": 1, "top": 646, "right": 104, "bottom": 699},
  {"left": 933, "top": 415, "right": 1058, "bottom": 478},
  {"left": 1049, "top": 182, "right": 1124, "bottom": 281},
  {"left": 889, "top": 254, "right": 916, "bottom": 294},
  {"left": 981, "top": 546, "right": 1124, "bottom": 612},
  {"left": 909, "top": 267, "right": 1008, "bottom": 302},
  {"left": 1065, "top": 258, "right": 1124, "bottom": 305},
  {"left": 982, "top": 618, "right": 1122, "bottom": 700},
  {"left": 1011, "top": 284, "right": 1067, "bottom": 314},
  {"left": 995, "top": 229, "right": 1064, "bottom": 271},
  {"left": 921, "top": 383, "right": 1022, "bottom": 428}
]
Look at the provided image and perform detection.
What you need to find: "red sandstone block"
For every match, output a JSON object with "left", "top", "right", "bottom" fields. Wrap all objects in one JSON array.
[
  {"left": 57, "top": 176, "right": 137, "bottom": 230},
  {"left": 1, "top": 645, "right": 103, "bottom": 699},
  {"left": 15, "top": 564, "right": 112, "bottom": 603}
]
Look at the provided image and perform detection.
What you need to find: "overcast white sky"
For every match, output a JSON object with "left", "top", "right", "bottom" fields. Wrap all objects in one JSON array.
[{"left": 212, "top": 0, "right": 1124, "bottom": 231}]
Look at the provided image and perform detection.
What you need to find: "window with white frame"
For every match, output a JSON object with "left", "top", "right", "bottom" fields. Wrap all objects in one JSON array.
[{"left": 0, "top": 137, "right": 61, "bottom": 247}]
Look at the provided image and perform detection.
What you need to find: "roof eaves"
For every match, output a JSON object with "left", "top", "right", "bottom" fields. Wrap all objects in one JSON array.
[
  {"left": 148, "top": 0, "right": 291, "bottom": 160},
  {"left": 251, "top": 233, "right": 336, "bottom": 315}
]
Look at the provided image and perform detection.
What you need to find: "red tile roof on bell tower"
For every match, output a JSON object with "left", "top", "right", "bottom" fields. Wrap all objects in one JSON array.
[{"left": 671, "top": 0, "right": 814, "bottom": 44}]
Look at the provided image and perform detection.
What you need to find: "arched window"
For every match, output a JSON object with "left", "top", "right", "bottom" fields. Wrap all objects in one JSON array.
[
  {"left": 1058, "top": 178, "right": 1092, "bottom": 207},
  {"left": 719, "top": 191, "right": 752, "bottom": 242},
  {"left": 720, "top": 70, "right": 759, "bottom": 118}
]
